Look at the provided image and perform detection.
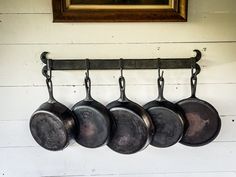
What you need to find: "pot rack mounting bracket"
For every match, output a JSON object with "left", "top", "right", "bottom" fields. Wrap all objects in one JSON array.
[{"left": 41, "top": 49, "right": 202, "bottom": 75}]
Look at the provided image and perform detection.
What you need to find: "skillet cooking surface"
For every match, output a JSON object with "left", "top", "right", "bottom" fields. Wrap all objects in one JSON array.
[{"left": 178, "top": 98, "right": 221, "bottom": 146}]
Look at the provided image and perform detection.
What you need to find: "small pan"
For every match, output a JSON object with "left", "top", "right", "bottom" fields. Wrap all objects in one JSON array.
[
  {"left": 177, "top": 66, "right": 221, "bottom": 146},
  {"left": 144, "top": 69, "right": 185, "bottom": 147},
  {"left": 72, "top": 70, "right": 111, "bottom": 148},
  {"left": 107, "top": 64, "right": 154, "bottom": 154},
  {"left": 30, "top": 63, "right": 77, "bottom": 151}
]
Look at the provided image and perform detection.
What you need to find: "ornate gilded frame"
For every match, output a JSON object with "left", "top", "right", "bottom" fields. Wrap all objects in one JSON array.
[{"left": 52, "top": 0, "right": 188, "bottom": 22}]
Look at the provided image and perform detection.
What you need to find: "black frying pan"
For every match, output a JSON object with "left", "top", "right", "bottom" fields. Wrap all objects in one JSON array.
[
  {"left": 30, "top": 64, "right": 77, "bottom": 151},
  {"left": 144, "top": 71, "right": 185, "bottom": 147},
  {"left": 177, "top": 68, "right": 221, "bottom": 146},
  {"left": 107, "top": 75, "right": 154, "bottom": 154},
  {"left": 72, "top": 73, "right": 111, "bottom": 148}
]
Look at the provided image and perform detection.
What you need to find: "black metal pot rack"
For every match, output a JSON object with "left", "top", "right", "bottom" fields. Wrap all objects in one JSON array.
[{"left": 41, "top": 49, "right": 202, "bottom": 75}]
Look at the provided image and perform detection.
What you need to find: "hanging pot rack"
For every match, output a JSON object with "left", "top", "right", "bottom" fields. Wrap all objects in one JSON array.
[{"left": 41, "top": 49, "right": 202, "bottom": 75}]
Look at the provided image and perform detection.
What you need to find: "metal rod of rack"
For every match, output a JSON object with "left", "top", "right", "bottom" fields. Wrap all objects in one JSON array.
[{"left": 41, "top": 49, "right": 202, "bottom": 75}]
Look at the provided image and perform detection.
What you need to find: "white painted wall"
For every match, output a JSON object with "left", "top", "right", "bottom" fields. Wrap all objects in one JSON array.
[{"left": 0, "top": 0, "right": 236, "bottom": 177}]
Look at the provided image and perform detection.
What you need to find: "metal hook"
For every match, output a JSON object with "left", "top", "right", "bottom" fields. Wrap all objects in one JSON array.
[
  {"left": 42, "top": 59, "right": 52, "bottom": 80},
  {"left": 119, "top": 58, "right": 124, "bottom": 77},
  {"left": 85, "top": 58, "right": 90, "bottom": 78},
  {"left": 40, "top": 51, "right": 49, "bottom": 64},
  {"left": 191, "top": 58, "right": 197, "bottom": 78},
  {"left": 157, "top": 58, "right": 164, "bottom": 80},
  {"left": 193, "top": 49, "right": 202, "bottom": 62},
  {"left": 41, "top": 51, "right": 52, "bottom": 80},
  {"left": 157, "top": 58, "right": 160, "bottom": 78},
  {"left": 47, "top": 59, "right": 52, "bottom": 80}
]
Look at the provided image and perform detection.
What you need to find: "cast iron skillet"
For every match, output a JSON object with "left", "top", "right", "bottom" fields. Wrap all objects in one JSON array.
[
  {"left": 144, "top": 71, "right": 185, "bottom": 147},
  {"left": 72, "top": 73, "right": 111, "bottom": 148},
  {"left": 30, "top": 64, "right": 77, "bottom": 151},
  {"left": 107, "top": 75, "right": 154, "bottom": 154},
  {"left": 177, "top": 68, "right": 221, "bottom": 146}
]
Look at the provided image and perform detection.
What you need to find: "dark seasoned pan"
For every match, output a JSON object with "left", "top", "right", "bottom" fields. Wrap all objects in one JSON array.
[
  {"left": 72, "top": 72, "right": 111, "bottom": 148},
  {"left": 144, "top": 70, "right": 185, "bottom": 147},
  {"left": 30, "top": 63, "right": 77, "bottom": 151},
  {"left": 177, "top": 67, "right": 221, "bottom": 146},
  {"left": 107, "top": 63, "right": 154, "bottom": 154}
]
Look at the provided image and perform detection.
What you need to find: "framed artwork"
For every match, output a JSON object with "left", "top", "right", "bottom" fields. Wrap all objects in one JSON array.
[{"left": 52, "top": 0, "right": 188, "bottom": 22}]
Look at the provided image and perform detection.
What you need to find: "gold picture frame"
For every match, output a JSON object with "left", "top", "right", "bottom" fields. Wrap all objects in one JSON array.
[{"left": 52, "top": 0, "right": 188, "bottom": 22}]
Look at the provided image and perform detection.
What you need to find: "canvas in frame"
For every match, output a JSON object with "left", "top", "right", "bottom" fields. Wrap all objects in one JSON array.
[{"left": 52, "top": 0, "right": 188, "bottom": 22}]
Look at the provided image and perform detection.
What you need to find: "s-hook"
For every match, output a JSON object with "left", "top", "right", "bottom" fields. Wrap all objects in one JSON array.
[
  {"left": 157, "top": 58, "right": 164, "bottom": 80},
  {"left": 191, "top": 56, "right": 201, "bottom": 77},
  {"left": 42, "top": 57, "right": 52, "bottom": 80},
  {"left": 85, "top": 59, "right": 90, "bottom": 78},
  {"left": 120, "top": 58, "right": 124, "bottom": 78}
]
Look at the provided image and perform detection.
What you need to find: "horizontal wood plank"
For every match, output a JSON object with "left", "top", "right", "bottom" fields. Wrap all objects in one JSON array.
[
  {"left": 1, "top": 0, "right": 235, "bottom": 14},
  {"left": 0, "top": 142, "right": 236, "bottom": 177},
  {"left": 0, "top": 0, "right": 51, "bottom": 13},
  {"left": 0, "top": 12, "right": 235, "bottom": 44},
  {"left": 42, "top": 172, "right": 236, "bottom": 177},
  {"left": 0, "top": 84, "right": 235, "bottom": 121}
]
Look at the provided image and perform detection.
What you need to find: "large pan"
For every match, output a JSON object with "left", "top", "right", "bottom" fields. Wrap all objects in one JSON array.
[
  {"left": 72, "top": 71, "right": 111, "bottom": 148},
  {"left": 144, "top": 69, "right": 185, "bottom": 147},
  {"left": 107, "top": 65, "right": 154, "bottom": 154},
  {"left": 30, "top": 63, "right": 77, "bottom": 151},
  {"left": 177, "top": 66, "right": 221, "bottom": 146}
]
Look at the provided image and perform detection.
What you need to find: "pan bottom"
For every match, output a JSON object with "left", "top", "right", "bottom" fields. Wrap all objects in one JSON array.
[
  {"left": 148, "top": 107, "right": 184, "bottom": 147},
  {"left": 73, "top": 106, "right": 110, "bottom": 148},
  {"left": 108, "top": 108, "right": 148, "bottom": 154},
  {"left": 30, "top": 112, "right": 68, "bottom": 151}
]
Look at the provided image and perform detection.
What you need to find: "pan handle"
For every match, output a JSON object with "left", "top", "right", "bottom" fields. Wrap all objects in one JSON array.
[
  {"left": 190, "top": 64, "right": 198, "bottom": 98},
  {"left": 84, "top": 73, "right": 93, "bottom": 101},
  {"left": 46, "top": 78, "right": 56, "bottom": 103},
  {"left": 84, "top": 59, "right": 93, "bottom": 101},
  {"left": 118, "top": 59, "right": 128, "bottom": 102},
  {"left": 190, "top": 76, "right": 197, "bottom": 98},
  {"left": 44, "top": 59, "right": 56, "bottom": 103},
  {"left": 156, "top": 59, "right": 166, "bottom": 101},
  {"left": 157, "top": 74, "right": 166, "bottom": 101},
  {"left": 118, "top": 76, "right": 128, "bottom": 102}
]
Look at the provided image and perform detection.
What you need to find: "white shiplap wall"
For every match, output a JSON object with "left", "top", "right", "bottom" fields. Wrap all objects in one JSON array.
[{"left": 0, "top": 0, "right": 236, "bottom": 177}]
